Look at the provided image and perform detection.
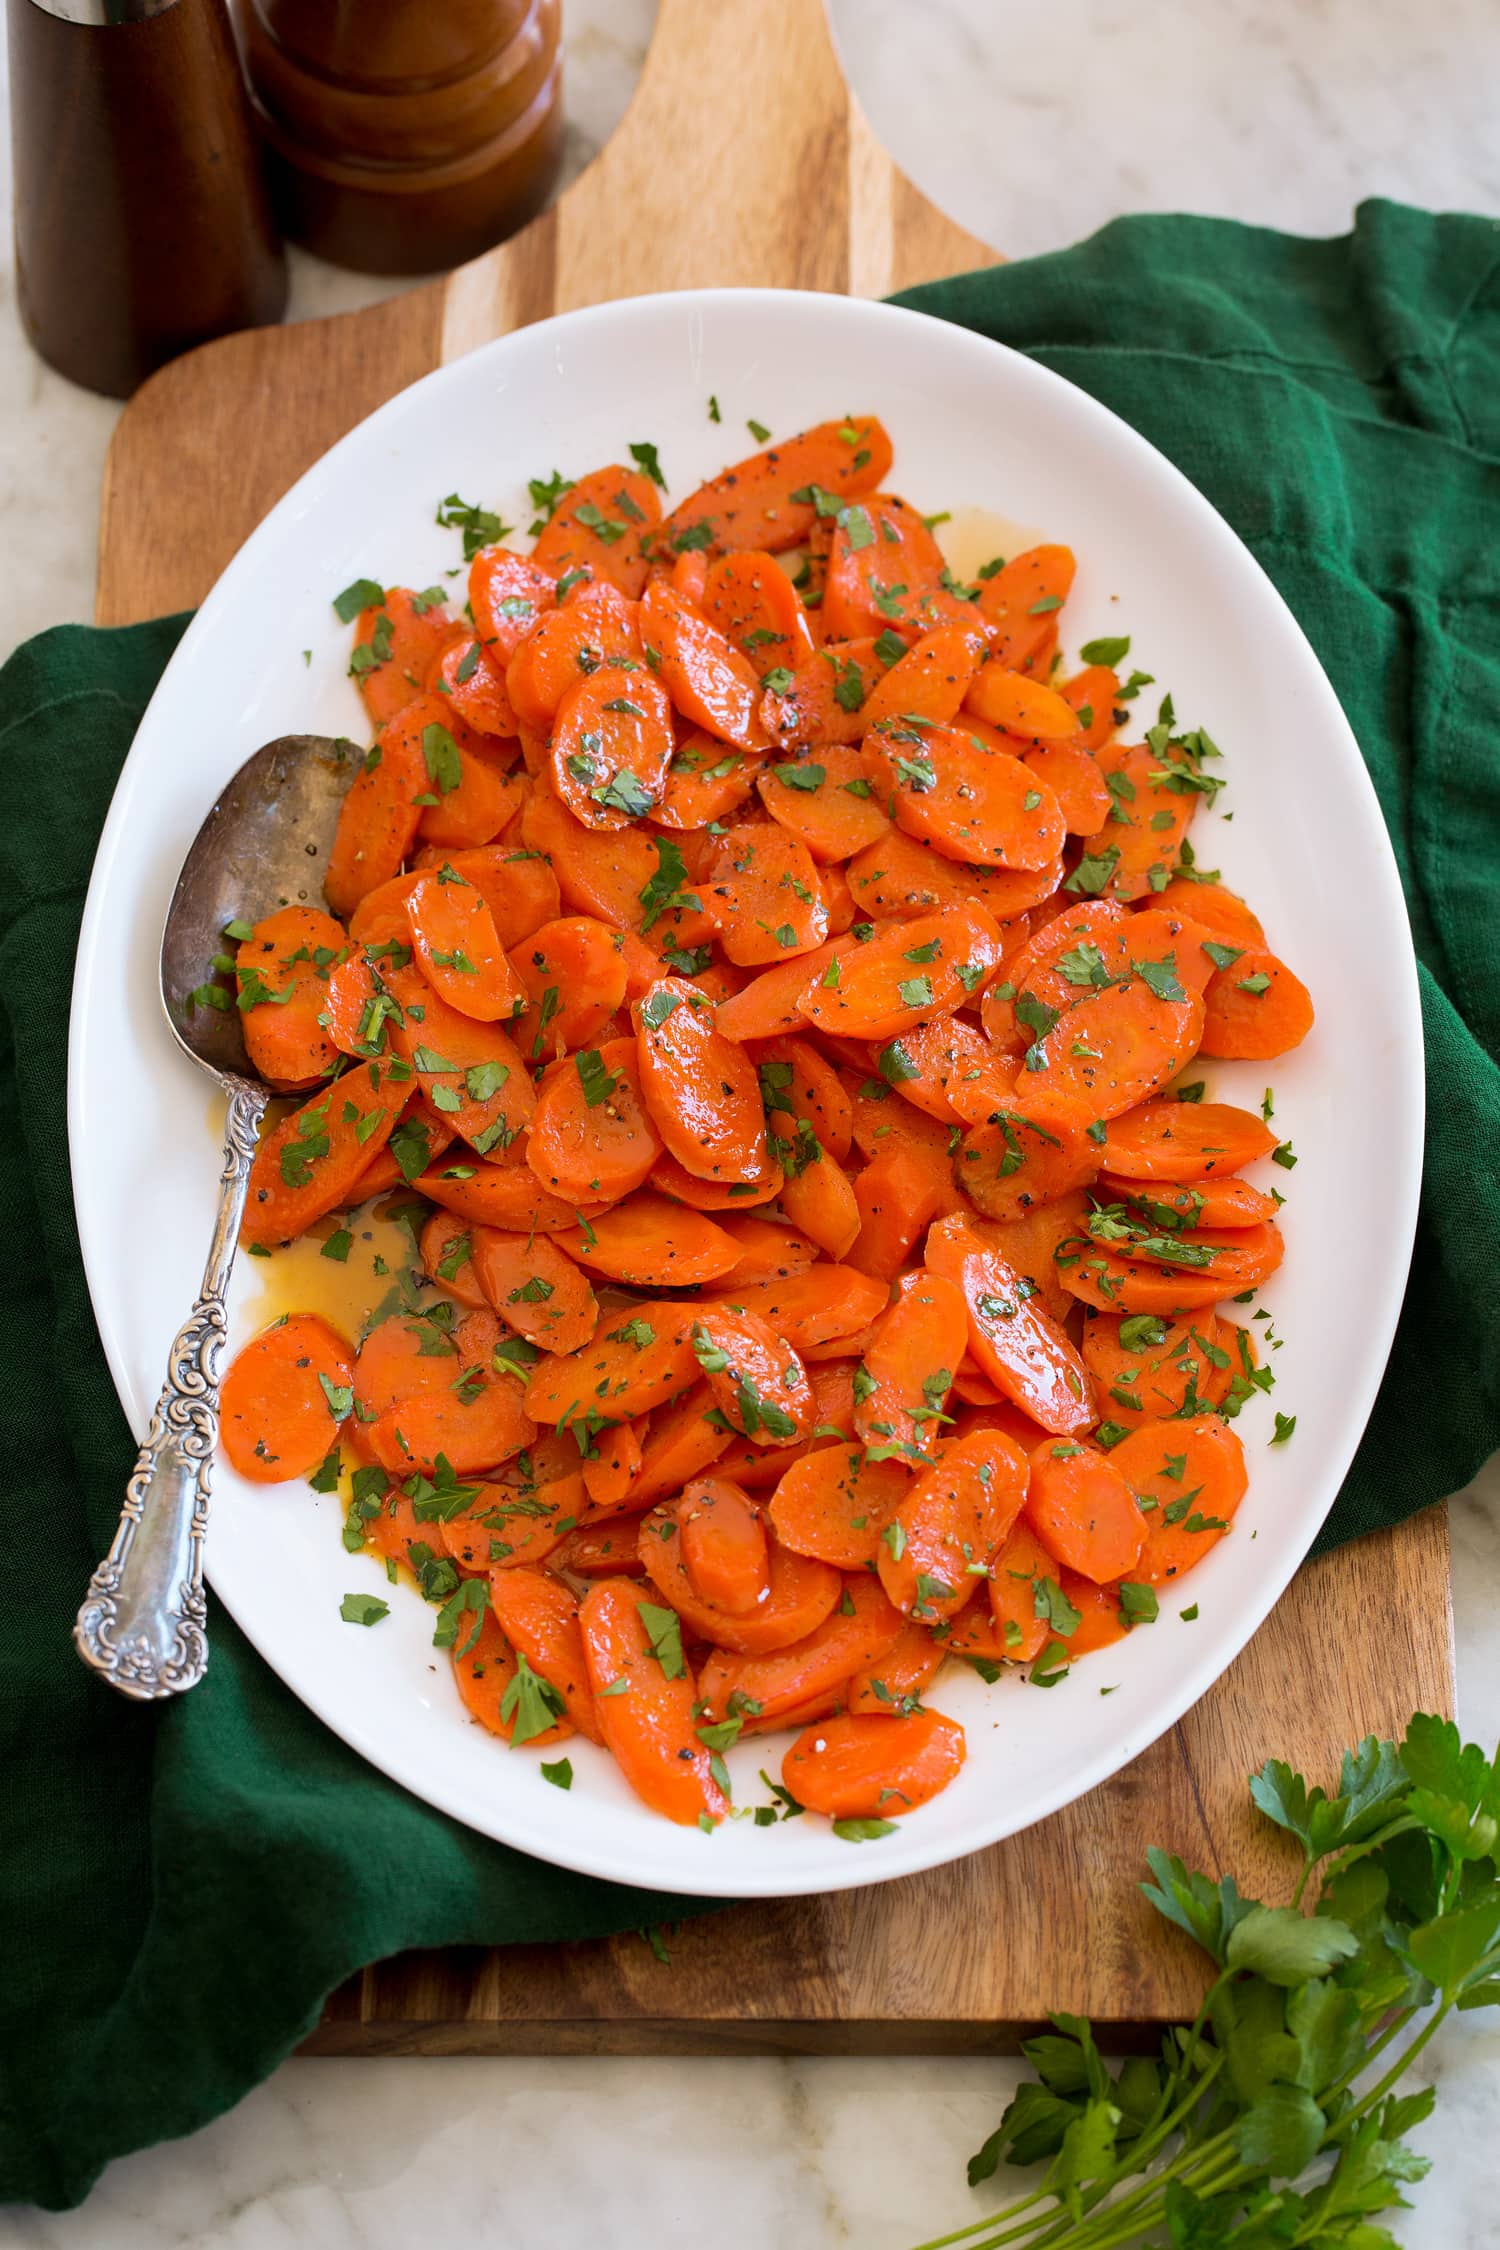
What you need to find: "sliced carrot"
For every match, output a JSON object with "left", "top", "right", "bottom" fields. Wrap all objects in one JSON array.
[
  {"left": 509, "top": 916, "right": 630, "bottom": 1060},
  {"left": 982, "top": 1519, "right": 1057, "bottom": 1661},
  {"left": 756, "top": 1035, "right": 853, "bottom": 1159},
  {"left": 821, "top": 493, "right": 958, "bottom": 642},
  {"left": 427, "top": 626, "right": 520, "bottom": 742},
  {"left": 1025, "top": 1438, "right": 1146, "bottom": 1583},
  {"left": 452, "top": 1610, "right": 572, "bottom": 1749},
  {"left": 776, "top": 1141, "right": 861, "bottom": 1260},
  {"left": 678, "top": 1476, "right": 770, "bottom": 1614},
  {"left": 1057, "top": 663, "right": 1121, "bottom": 753},
  {"left": 657, "top": 733, "right": 757, "bottom": 829},
  {"left": 418, "top": 1157, "right": 599, "bottom": 1235},
  {"left": 635, "top": 976, "right": 770, "bottom": 1184},
  {"left": 963, "top": 1191, "right": 1094, "bottom": 1328},
  {"left": 1091, "top": 738, "right": 1197, "bottom": 900},
  {"left": 506, "top": 584, "right": 642, "bottom": 733},
  {"left": 406, "top": 840, "right": 559, "bottom": 948},
  {"left": 1019, "top": 978, "right": 1206, "bottom": 1122},
  {"left": 1099, "top": 1097, "right": 1278, "bottom": 1181},
  {"left": 560, "top": 1192, "right": 741, "bottom": 1287},
  {"left": 760, "top": 637, "right": 894, "bottom": 749},
  {"left": 649, "top": 1148, "right": 784, "bottom": 1210},
  {"left": 416, "top": 736, "right": 523, "bottom": 850},
  {"left": 367, "top": 1365, "right": 535, "bottom": 1481},
  {"left": 526, "top": 1036, "right": 662, "bottom": 1202},
  {"left": 404, "top": 868, "right": 525, "bottom": 1022},
  {"left": 714, "top": 936, "right": 860, "bottom": 1041},
  {"left": 242, "top": 1061, "right": 399, "bottom": 1248},
  {"left": 469, "top": 547, "right": 559, "bottom": 667},
  {"left": 964, "top": 665, "right": 1080, "bottom": 742},
  {"left": 531, "top": 464, "right": 662, "bottom": 598},
  {"left": 756, "top": 745, "right": 892, "bottom": 864},
  {"left": 689, "top": 1307, "right": 816, "bottom": 1446},
  {"left": 1021, "top": 739, "right": 1110, "bottom": 836},
  {"left": 1199, "top": 948, "right": 1314, "bottom": 1059},
  {"left": 1097, "top": 1173, "right": 1280, "bottom": 1230},
  {"left": 797, "top": 900, "right": 1005, "bottom": 1041},
  {"left": 1053, "top": 1572, "right": 1130, "bottom": 1657},
  {"left": 847, "top": 1622, "right": 949, "bottom": 1716},
  {"left": 524, "top": 1301, "right": 699, "bottom": 1427},
  {"left": 661, "top": 416, "right": 890, "bottom": 554},
  {"left": 551, "top": 1512, "right": 650, "bottom": 1579},
  {"left": 844, "top": 827, "right": 997, "bottom": 919},
  {"left": 700, "top": 1263, "right": 887, "bottom": 1353},
  {"left": 234, "top": 904, "right": 346, "bottom": 1089},
  {"left": 441, "top": 1472, "right": 579, "bottom": 1576},
  {"left": 767, "top": 1441, "right": 908, "bottom": 1570},
  {"left": 783, "top": 1709, "right": 965, "bottom": 1819},
  {"left": 1111, "top": 1416, "right": 1248, "bottom": 1584},
  {"left": 1058, "top": 1222, "right": 1284, "bottom": 1315},
  {"left": 863, "top": 720, "right": 1065, "bottom": 873},
  {"left": 639, "top": 1508, "right": 841, "bottom": 1656},
  {"left": 420, "top": 1209, "right": 490, "bottom": 1309},
  {"left": 878, "top": 1427, "right": 1029, "bottom": 1621},
  {"left": 955, "top": 1102, "right": 1101, "bottom": 1223},
  {"left": 488, "top": 1567, "right": 602, "bottom": 1743},
  {"left": 469, "top": 1227, "right": 597, "bottom": 1354},
  {"left": 380, "top": 964, "right": 535, "bottom": 1156},
  {"left": 853, "top": 1268, "right": 968, "bottom": 1466},
  {"left": 982, "top": 896, "right": 1131, "bottom": 1054},
  {"left": 550, "top": 663, "right": 675, "bottom": 829},
  {"left": 640, "top": 579, "right": 770, "bottom": 752},
  {"left": 581, "top": 1420, "right": 643, "bottom": 1514},
  {"left": 705, "top": 821, "right": 828, "bottom": 964},
  {"left": 324, "top": 701, "right": 437, "bottom": 918},
  {"left": 704, "top": 549, "right": 817, "bottom": 674},
  {"left": 858, "top": 627, "right": 983, "bottom": 734},
  {"left": 221, "top": 1312, "right": 353, "bottom": 1483},
  {"left": 350, "top": 588, "right": 454, "bottom": 726},
  {"left": 845, "top": 1143, "right": 948, "bottom": 1281},
  {"left": 1081, "top": 1309, "right": 1234, "bottom": 1427},
  {"left": 975, "top": 545, "right": 1075, "bottom": 673},
  {"left": 632, "top": 1382, "right": 734, "bottom": 1504},
  {"left": 1151, "top": 878, "right": 1265, "bottom": 947},
  {"left": 578, "top": 1578, "right": 727, "bottom": 1826},
  {"left": 925, "top": 1212, "right": 1096, "bottom": 1435},
  {"left": 697, "top": 1572, "right": 905, "bottom": 1722},
  {"left": 714, "top": 1214, "right": 820, "bottom": 1284}
]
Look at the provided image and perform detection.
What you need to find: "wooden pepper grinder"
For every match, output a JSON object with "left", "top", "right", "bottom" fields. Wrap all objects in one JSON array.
[
  {"left": 8, "top": 0, "right": 287, "bottom": 399},
  {"left": 232, "top": 0, "right": 565, "bottom": 275}
]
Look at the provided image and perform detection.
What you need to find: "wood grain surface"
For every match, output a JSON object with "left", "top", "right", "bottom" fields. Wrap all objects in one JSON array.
[{"left": 93, "top": 0, "right": 1453, "bottom": 2049}]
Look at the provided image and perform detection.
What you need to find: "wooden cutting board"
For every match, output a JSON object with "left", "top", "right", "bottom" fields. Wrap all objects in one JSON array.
[{"left": 95, "top": 0, "right": 1453, "bottom": 2050}]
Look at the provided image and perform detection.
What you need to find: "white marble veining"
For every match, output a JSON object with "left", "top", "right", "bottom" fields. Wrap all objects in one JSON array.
[{"left": 3, "top": 0, "right": 1500, "bottom": 2240}]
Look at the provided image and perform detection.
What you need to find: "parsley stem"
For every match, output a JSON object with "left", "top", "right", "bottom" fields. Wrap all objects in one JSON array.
[{"left": 904, "top": 2191, "right": 1053, "bottom": 2250}]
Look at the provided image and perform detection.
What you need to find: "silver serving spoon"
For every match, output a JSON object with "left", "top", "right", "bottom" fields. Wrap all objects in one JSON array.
[{"left": 75, "top": 733, "right": 362, "bottom": 1700}]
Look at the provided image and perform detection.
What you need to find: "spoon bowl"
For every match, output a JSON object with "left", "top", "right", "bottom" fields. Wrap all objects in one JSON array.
[{"left": 75, "top": 732, "right": 360, "bottom": 1699}]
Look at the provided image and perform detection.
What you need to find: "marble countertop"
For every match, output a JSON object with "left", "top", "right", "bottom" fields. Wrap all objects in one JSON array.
[{"left": 3, "top": 1, "right": 1499, "bottom": 2242}]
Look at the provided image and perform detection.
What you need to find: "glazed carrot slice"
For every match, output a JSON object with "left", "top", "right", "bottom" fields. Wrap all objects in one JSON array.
[
  {"left": 1057, "top": 663, "right": 1121, "bottom": 753},
  {"left": 847, "top": 827, "right": 1061, "bottom": 922},
  {"left": 982, "top": 897, "right": 1130, "bottom": 1054},
  {"left": 820, "top": 493, "right": 955, "bottom": 642},
  {"left": 1113, "top": 1415, "right": 1249, "bottom": 1584},
  {"left": 468, "top": 548, "right": 559, "bottom": 667},
  {"left": 863, "top": 720, "right": 1066, "bottom": 873},
  {"left": 1098, "top": 1172, "right": 1280, "bottom": 1229},
  {"left": 366, "top": 1354, "right": 536, "bottom": 1479},
  {"left": 847, "top": 1621, "right": 949, "bottom": 1715},
  {"left": 925, "top": 1213, "right": 1096, "bottom": 1436},
  {"left": 845, "top": 1143, "right": 948, "bottom": 1282},
  {"left": 649, "top": 1149, "right": 784, "bottom": 1211},
  {"left": 1080, "top": 1309, "right": 1234, "bottom": 1427},
  {"left": 1058, "top": 1222, "right": 1284, "bottom": 1315},
  {"left": 559, "top": 1192, "right": 742, "bottom": 1287},
  {"left": 526, "top": 1036, "right": 662, "bottom": 1203},
  {"left": 441, "top": 1474, "right": 577, "bottom": 1576},
  {"left": 508, "top": 916, "right": 630, "bottom": 1060},
  {"left": 352, "top": 1302, "right": 504, "bottom": 1421},
  {"left": 755, "top": 745, "right": 892, "bottom": 863},
  {"left": 417, "top": 1157, "right": 597, "bottom": 1234},
  {"left": 697, "top": 1572, "right": 906, "bottom": 1722},
  {"left": 427, "top": 627, "right": 520, "bottom": 742},
  {"left": 1091, "top": 739, "right": 1197, "bottom": 900},
  {"left": 964, "top": 665, "right": 1080, "bottom": 742},
  {"left": 981, "top": 1519, "right": 1057, "bottom": 1662},
  {"left": 760, "top": 637, "right": 894, "bottom": 749},
  {"left": 704, "top": 549, "right": 817, "bottom": 674},
  {"left": 524, "top": 1302, "right": 699, "bottom": 1426},
  {"left": 783, "top": 1710, "right": 965, "bottom": 1819},
  {"left": 714, "top": 1214, "right": 820, "bottom": 1284},
  {"left": 975, "top": 545, "right": 1075, "bottom": 673},
  {"left": 417, "top": 737, "right": 523, "bottom": 850},
  {"left": 632, "top": 1382, "right": 734, "bottom": 1504},
  {"left": 420, "top": 1209, "right": 490, "bottom": 1310},
  {"left": 519, "top": 790, "right": 715, "bottom": 949},
  {"left": 955, "top": 1102, "right": 1101, "bottom": 1224},
  {"left": 531, "top": 464, "right": 662, "bottom": 598},
  {"left": 242, "top": 1061, "right": 399, "bottom": 1248},
  {"left": 639, "top": 1507, "right": 842, "bottom": 1655},
  {"left": 375, "top": 963, "right": 535, "bottom": 1155},
  {"left": 798, "top": 900, "right": 1004, "bottom": 1041},
  {"left": 1021, "top": 739, "right": 1111, "bottom": 837},
  {"left": 325, "top": 702, "right": 438, "bottom": 918},
  {"left": 968, "top": 1189, "right": 1095, "bottom": 1328},
  {"left": 700, "top": 1264, "right": 887, "bottom": 1352},
  {"left": 550, "top": 663, "right": 675, "bottom": 829},
  {"left": 657, "top": 733, "right": 757, "bottom": 829},
  {"left": 1025, "top": 1438, "right": 1146, "bottom": 1583},
  {"left": 350, "top": 587, "right": 454, "bottom": 726},
  {"left": 551, "top": 1513, "right": 651, "bottom": 1579},
  {"left": 452, "top": 1610, "right": 572, "bottom": 1748},
  {"left": 404, "top": 868, "right": 525, "bottom": 1022},
  {"left": 1199, "top": 948, "right": 1314, "bottom": 1059},
  {"left": 661, "top": 416, "right": 890, "bottom": 554},
  {"left": 690, "top": 1307, "right": 816, "bottom": 1445},
  {"left": 1152, "top": 878, "right": 1265, "bottom": 947},
  {"left": 221, "top": 1312, "right": 353, "bottom": 1483},
  {"left": 234, "top": 904, "right": 346, "bottom": 1089},
  {"left": 486, "top": 1567, "right": 602, "bottom": 1743},
  {"left": 878, "top": 1427, "right": 1029, "bottom": 1621},
  {"left": 1099, "top": 1097, "right": 1278, "bottom": 1180},
  {"left": 1019, "top": 978, "right": 1206, "bottom": 1122},
  {"left": 767, "top": 1441, "right": 908, "bottom": 1571},
  {"left": 756, "top": 1035, "right": 853, "bottom": 1159},
  {"left": 640, "top": 579, "right": 770, "bottom": 751},
  {"left": 857, "top": 627, "right": 983, "bottom": 733},
  {"left": 853, "top": 1268, "right": 968, "bottom": 1466},
  {"left": 506, "top": 584, "right": 641, "bottom": 733},
  {"left": 578, "top": 1578, "right": 728, "bottom": 1826},
  {"left": 713, "top": 936, "right": 860, "bottom": 1041},
  {"left": 405, "top": 841, "right": 557, "bottom": 948},
  {"left": 678, "top": 1476, "right": 770, "bottom": 1615},
  {"left": 775, "top": 1140, "right": 861, "bottom": 1260},
  {"left": 705, "top": 822, "right": 828, "bottom": 964},
  {"left": 635, "top": 976, "right": 770, "bottom": 1184},
  {"left": 469, "top": 1227, "right": 597, "bottom": 1354}
]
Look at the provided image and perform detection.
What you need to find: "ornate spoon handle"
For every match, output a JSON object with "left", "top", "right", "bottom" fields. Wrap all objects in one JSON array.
[{"left": 74, "top": 1079, "right": 267, "bottom": 1699}]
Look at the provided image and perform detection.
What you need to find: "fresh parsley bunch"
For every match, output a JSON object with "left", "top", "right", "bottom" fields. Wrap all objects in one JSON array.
[{"left": 916, "top": 1714, "right": 1500, "bottom": 2248}]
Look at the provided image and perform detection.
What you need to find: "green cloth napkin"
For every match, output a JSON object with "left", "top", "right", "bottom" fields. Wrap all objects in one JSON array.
[{"left": 4, "top": 197, "right": 1498, "bottom": 2211}]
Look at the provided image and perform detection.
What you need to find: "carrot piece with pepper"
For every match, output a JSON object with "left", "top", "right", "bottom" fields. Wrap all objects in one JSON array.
[
  {"left": 847, "top": 825, "right": 1062, "bottom": 921},
  {"left": 417, "top": 1158, "right": 598, "bottom": 1235},
  {"left": 441, "top": 1474, "right": 576, "bottom": 1576},
  {"left": 649, "top": 1150, "right": 784, "bottom": 1211},
  {"left": 1058, "top": 1221, "right": 1284, "bottom": 1315},
  {"left": 955, "top": 1101, "right": 1101, "bottom": 1224},
  {"left": 697, "top": 1571, "right": 906, "bottom": 1722},
  {"left": 420, "top": 1210, "right": 490, "bottom": 1309},
  {"left": 1090, "top": 738, "right": 1197, "bottom": 899},
  {"left": 524, "top": 1302, "right": 699, "bottom": 1427},
  {"left": 416, "top": 737, "right": 522, "bottom": 850},
  {"left": 756, "top": 745, "right": 892, "bottom": 863},
  {"left": 820, "top": 493, "right": 956, "bottom": 642},
  {"left": 1057, "top": 663, "right": 1122, "bottom": 753},
  {"left": 635, "top": 976, "right": 770, "bottom": 1185},
  {"left": 1080, "top": 1308, "right": 1234, "bottom": 1427},
  {"left": 1025, "top": 1437, "right": 1146, "bottom": 1583},
  {"left": 760, "top": 637, "right": 893, "bottom": 749},
  {"left": 366, "top": 1363, "right": 535, "bottom": 1481},
  {"left": 701, "top": 1263, "right": 887, "bottom": 1353},
  {"left": 1112, "top": 1415, "right": 1249, "bottom": 1584},
  {"left": 639, "top": 1506, "right": 842, "bottom": 1655},
  {"left": 798, "top": 899, "right": 1005, "bottom": 1041},
  {"left": 242, "top": 1060, "right": 400, "bottom": 1249},
  {"left": 981, "top": 1519, "right": 1057, "bottom": 1661},
  {"left": 1098, "top": 1172, "right": 1280, "bottom": 1229},
  {"left": 221, "top": 1312, "right": 353, "bottom": 1483},
  {"left": 757, "top": 1036, "right": 853, "bottom": 1159},
  {"left": 372, "top": 961, "right": 534, "bottom": 1155},
  {"left": 677, "top": 1476, "right": 771, "bottom": 1614},
  {"left": 469, "top": 1227, "right": 598, "bottom": 1355},
  {"left": 550, "top": 663, "right": 675, "bottom": 829},
  {"left": 878, "top": 1426, "right": 1029, "bottom": 1621},
  {"left": 526, "top": 1036, "right": 662, "bottom": 1203},
  {"left": 558, "top": 1191, "right": 742, "bottom": 1287},
  {"left": 519, "top": 790, "right": 714, "bottom": 949},
  {"left": 578, "top": 1578, "right": 727, "bottom": 1826},
  {"left": 506, "top": 583, "right": 641, "bottom": 732},
  {"left": 404, "top": 868, "right": 525, "bottom": 1023},
  {"left": 975, "top": 545, "right": 1075, "bottom": 672},
  {"left": 531, "top": 463, "right": 662, "bottom": 598},
  {"left": 783, "top": 1709, "right": 965, "bottom": 1819},
  {"left": 857, "top": 627, "right": 983, "bottom": 733},
  {"left": 689, "top": 1307, "right": 816, "bottom": 1446},
  {"left": 631, "top": 1383, "right": 734, "bottom": 1504},
  {"left": 581, "top": 1420, "right": 644, "bottom": 1514},
  {"left": 776, "top": 1139, "right": 861, "bottom": 1260},
  {"left": 661, "top": 416, "right": 890, "bottom": 555},
  {"left": 767, "top": 1441, "right": 908, "bottom": 1571},
  {"left": 863, "top": 719, "right": 1066, "bottom": 873},
  {"left": 468, "top": 547, "right": 559, "bottom": 666},
  {"left": 657, "top": 733, "right": 757, "bottom": 829},
  {"left": 853, "top": 1268, "right": 967, "bottom": 1466},
  {"left": 427, "top": 627, "right": 520, "bottom": 741},
  {"left": 640, "top": 578, "right": 770, "bottom": 752},
  {"left": 508, "top": 916, "right": 630, "bottom": 1060},
  {"left": 1020, "top": 739, "right": 1111, "bottom": 836},
  {"left": 486, "top": 1567, "right": 602, "bottom": 1742},
  {"left": 324, "top": 701, "right": 439, "bottom": 919},
  {"left": 452, "top": 1609, "right": 573, "bottom": 1748},
  {"left": 1099, "top": 1097, "right": 1278, "bottom": 1180},
  {"left": 714, "top": 1214, "right": 820, "bottom": 1284},
  {"left": 1153, "top": 878, "right": 1265, "bottom": 947},
  {"left": 350, "top": 588, "right": 454, "bottom": 726},
  {"left": 705, "top": 821, "right": 828, "bottom": 964},
  {"left": 712, "top": 937, "right": 859, "bottom": 1041},
  {"left": 1199, "top": 948, "right": 1314, "bottom": 1059},
  {"left": 704, "top": 549, "right": 817, "bottom": 675},
  {"left": 847, "top": 1622, "right": 949, "bottom": 1715},
  {"left": 234, "top": 904, "right": 346, "bottom": 1089},
  {"left": 964, "top": 663, "right": 1080, "bottom": 743},
  {"left": 982, "top": 897, "right": 1131, "bottom": 1054},
  {"left": 406, "top": 841, "right": 558, "bottom": 948},
  {"left": 845, "top": 1144, "right": 947, "bottom": 1282},
  {"left": 925, "top": 1212, "right": 1097, "bottom": 1435},
  {"left": 971, "top": 1188, "right": 1094, "bottom": 1329},
  {"left": 353, "top": 1301, "right": 511, "bottom": 1422},
  {"left": 1018, "top": 977, "right": 1206, "bottom": 1122}
]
